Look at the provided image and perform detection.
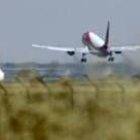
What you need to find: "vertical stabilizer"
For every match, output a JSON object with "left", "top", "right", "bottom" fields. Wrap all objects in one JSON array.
[{"left": 104, "top": 21, "right": 110, "bottom": 46}]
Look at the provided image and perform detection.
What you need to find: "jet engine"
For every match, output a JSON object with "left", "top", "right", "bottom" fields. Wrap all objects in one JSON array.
[
  {"left": 67, "top": 51, "right": 75, "bottom": 56},
  {"left": 115, "top": 51, "right": 122, "bottom": 54}
]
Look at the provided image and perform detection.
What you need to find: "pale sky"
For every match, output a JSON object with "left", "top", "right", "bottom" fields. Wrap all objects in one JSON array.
[{"left": 0, "top": 0, "right": 140, "bottom": 63}]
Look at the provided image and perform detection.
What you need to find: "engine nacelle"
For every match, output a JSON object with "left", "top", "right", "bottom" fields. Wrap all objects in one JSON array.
[
  {"left": 67, "top": 51, "right": 75, "bottom": 56},
  {"left": 115, "top": 51, "right": 122, "bottom": 54}
]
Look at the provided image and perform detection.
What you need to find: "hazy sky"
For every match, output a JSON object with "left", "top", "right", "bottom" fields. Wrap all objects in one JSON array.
[{"left": 0, "top": 0, "right": 140, "bottom": 63}]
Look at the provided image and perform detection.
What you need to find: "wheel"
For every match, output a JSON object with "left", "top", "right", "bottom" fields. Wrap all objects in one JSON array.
[
  {"left": 81, "top": 58, "right": 87, "bottom": 63},
  {"left": 108, "top": 57, "right": 114, "bottom": 62}
]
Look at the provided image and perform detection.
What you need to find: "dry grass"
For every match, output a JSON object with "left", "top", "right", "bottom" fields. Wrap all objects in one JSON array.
[{"left": 1, "top": 75, "right": 140, "bottom": 140}]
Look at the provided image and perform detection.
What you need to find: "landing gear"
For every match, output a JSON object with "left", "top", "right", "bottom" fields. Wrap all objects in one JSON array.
[
  {"left": 81, "top": 53, "right": 87, "bottom": 63},
  {"left": 108, "top": 57, "right": 114, "bottom": 62},
  {"left": 108, "top": 51, "right": 114, "bottom": 62},
  {"left": 81, "top": 58, "right": 87, "bottom": 62}
]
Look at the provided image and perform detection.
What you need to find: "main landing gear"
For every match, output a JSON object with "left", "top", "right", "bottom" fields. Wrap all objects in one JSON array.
[
  {"left": 81, "top": 53, "right": 87, "bottom": 63},
  {"left": 81, "top": 58, "right": 87, "bottom": 62},
  {"left": 108, "top": 51, "right": 114, "bottom": 62},
  {"left": 108, "top": 57, "right": 114, "bottom": 62}
]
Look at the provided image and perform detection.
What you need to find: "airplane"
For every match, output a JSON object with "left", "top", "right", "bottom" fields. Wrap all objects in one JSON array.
[{"left": 32, "top": 21, "right": 140, "bottom": 62}]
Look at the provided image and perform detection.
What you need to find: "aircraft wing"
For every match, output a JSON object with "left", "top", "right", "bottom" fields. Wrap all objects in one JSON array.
[
  {"left": 32, "top": 44, "right": 90, "bottom": 53},
  {"left": 110, "top": 46, "right": 140, "bottom": 51}
]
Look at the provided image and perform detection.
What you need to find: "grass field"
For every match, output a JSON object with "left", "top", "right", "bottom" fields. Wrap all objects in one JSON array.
[{"left": 1, "top": 75, "right": 140, "bottom": 140}]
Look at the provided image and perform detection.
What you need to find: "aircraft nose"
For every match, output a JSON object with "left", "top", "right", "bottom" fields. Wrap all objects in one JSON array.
[{"left": 83, "top": 32, "right": 91, "bottom": 42}]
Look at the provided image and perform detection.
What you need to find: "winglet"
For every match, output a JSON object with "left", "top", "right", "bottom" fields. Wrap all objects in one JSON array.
[{"left": 104, "top": 21, "right": 110, "bottom": 46}]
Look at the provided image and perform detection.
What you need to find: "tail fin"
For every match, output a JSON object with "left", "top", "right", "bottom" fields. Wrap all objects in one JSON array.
[{"left": 104, "top": 21, "right": 110, "bottom": 46}]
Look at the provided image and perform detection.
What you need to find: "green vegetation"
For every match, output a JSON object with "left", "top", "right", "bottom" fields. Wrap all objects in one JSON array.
[{"left": 1, "top": 76, "right": 140, "bottom": 140}]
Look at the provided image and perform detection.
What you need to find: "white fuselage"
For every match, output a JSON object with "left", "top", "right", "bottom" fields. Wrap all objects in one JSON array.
[
  {"left": 82, "top": 32, "right": 108, "bottom": 57},
  {"left": 88, "top": 32, "right": 104, "bottom": 48}
]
